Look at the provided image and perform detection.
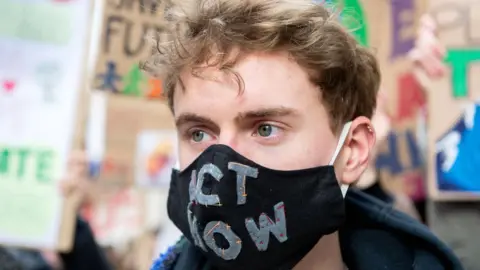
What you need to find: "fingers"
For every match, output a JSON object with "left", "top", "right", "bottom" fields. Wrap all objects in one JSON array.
[
  {"left": 419, "top": 14, "right": 437, "bottom": 33},
  {"left": 409, "top": 14, "right": 448, "bottom": 80},
  {"left": 59, "top": 150, "right": 90, "bottom": 197},
  {"left": 67, "top": 150, "right": 89, "bottom": 178}
]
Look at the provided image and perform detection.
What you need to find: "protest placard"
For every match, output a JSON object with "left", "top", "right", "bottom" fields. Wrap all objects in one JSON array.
[
  {"left": 0, "top": 0, "right": 93, "bottom": 251},
  {"left": 425, "top": 0, "right": 480, "bottom": 200}
]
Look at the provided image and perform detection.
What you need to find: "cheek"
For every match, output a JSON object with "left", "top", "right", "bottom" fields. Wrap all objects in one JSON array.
[{"left": 178, "top": 143, "right": 200, "bottom": 170}]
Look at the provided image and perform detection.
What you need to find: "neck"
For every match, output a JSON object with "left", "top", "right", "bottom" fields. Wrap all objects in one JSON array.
[{"left": 293, "top": 232, "right": 344, "bottom": 270}]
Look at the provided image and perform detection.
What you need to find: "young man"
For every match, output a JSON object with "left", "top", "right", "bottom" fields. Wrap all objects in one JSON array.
[{"left": 146, "top": 1, "right": 462, "bottom": 269}]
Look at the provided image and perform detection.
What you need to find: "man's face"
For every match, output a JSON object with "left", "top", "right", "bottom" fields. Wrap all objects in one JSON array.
[{"left": 173, "top": 52, "right": 339, "bottom": 171}]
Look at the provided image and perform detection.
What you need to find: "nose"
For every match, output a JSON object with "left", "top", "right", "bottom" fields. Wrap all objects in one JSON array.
[
  {"left": 217, "top": 130, "right": 237, "bottom": 149},
  {"left": 216, "top": 130, "right": 249, "bottom": 157}
]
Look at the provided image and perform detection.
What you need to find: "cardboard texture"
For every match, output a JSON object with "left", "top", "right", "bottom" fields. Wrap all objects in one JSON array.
[
  {"left": 92, "top": 0, "right": 167, "bottom": 99},
  {"left": 80, "top": 94, "right": 175, "bottom": 253},
  {"left": 425, "top": 0, "right": 480, "bottom": 200},
  {"left": 87, "top": 1, "right": 175, "bottom": 262},
  {"left": 91, "top": 0, "right": 175, "bottom": 186},
  {"left": 101, "top": 95, "right": 175, "bottom": 186},
  {"left": 335, "top": 0, "right": 428, "bottom": 199}
]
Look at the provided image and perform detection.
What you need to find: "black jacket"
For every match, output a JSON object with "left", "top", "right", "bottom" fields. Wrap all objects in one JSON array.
[
  {"left": 151, "top": 188, "right": 463, "bottom": 270},
  {"left": 1, "top": 217, "right": 110, "bottom": 270},
  {"left": 59, "top": 217, "right": 111, "bottom": 270}
]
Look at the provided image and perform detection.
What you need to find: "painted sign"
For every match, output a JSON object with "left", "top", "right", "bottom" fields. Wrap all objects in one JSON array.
[
  {"left": 135, "top": 130, "right": 178, "bottom": 187},
  {"left": 427, "top": 0, "right": 480, "bottom": 199},
  {"left": 0, "top": 0, "right": 92, "bottom": 249},
  {"left": 435, "top": 102, "right": 480, "bottom": 192},
  {"left": 93, "top": 0, "right": 165, "bottom": 99}
]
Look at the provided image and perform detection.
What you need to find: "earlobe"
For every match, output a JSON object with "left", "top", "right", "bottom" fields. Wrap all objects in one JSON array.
[{"left": 339, "top": 117, "right": 376, "bottom": 185}]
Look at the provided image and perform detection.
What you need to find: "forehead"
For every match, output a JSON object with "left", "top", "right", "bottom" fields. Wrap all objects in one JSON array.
[{"left": 173, "top": 52, "right": 320, "bottom": 116}]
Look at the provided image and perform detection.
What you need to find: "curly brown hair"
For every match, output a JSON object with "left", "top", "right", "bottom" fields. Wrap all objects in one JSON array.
[{"left": 143, "top": 0, "right": 381, "bottom": 131}]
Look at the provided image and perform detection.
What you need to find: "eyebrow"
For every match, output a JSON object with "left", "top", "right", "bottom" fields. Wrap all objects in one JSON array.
[
  {"left": 175, "top": 113, "right": 217, "bottom": 129},
  {"left": 175, "top": 107, "right": 299, "bottom": 129},
  {"left": 235, "top": 107, "right": 299, "bottom": 122}
]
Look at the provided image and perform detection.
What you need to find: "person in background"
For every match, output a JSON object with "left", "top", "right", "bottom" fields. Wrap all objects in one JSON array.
[
  {"left": 57, "top": 152, "right": 112, "bottom": 270},
  {"left": 0, "top": 248, "right": 25, "bottom": 270},
  {"left": 1, "top": 152, "right": 111, "bottom": 270},
  {"left": 144, "top": 1, "right": 462, "bottom": 269},
  {"left": 409, "top": 14, "right": 480, "bottom": 270}
]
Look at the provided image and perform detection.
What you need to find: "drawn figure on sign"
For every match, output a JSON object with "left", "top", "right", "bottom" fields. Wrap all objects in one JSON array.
[
  {"left": 148, "top": 78, "right": 163, "bottom": 99},
  {"left": 146, "top": 141, "right": 175, "bottom": 184},
  {"left": 2, "top": 80, "right": 16, "bottom": 93},
  {"left": 35, "top": 62, "right": 61, "bottom": 102},
  {"left": 436, "top": 103, "right": 480, "bottom": 191},
  {"left": 96, "top": 61, "right": 122, "bottom": 93},
  {"left": 122, "top": 64, "right": 145, "bottom": 96}
]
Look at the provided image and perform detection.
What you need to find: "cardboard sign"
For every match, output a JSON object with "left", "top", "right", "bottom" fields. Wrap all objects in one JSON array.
[
  {"left": 91, "top": 0, "right": 175, "bottom": 186},
  {"left": 92, "top": 0, "right": 166, "bottom": 99},
  {"left": 99, "top": 95, "right": 175, "bottom": 186},
  {"left": 87, "top": 0, "right": 176, "bottom": 251},
  {"left": 331, "top": 0, "right": 427, "bottom": 199},
  {"left": 426, "top": 0, "right": 480, "bottom": 200},
  {"left": 0, "top": 0, "right": 93, "bottom": 251}
]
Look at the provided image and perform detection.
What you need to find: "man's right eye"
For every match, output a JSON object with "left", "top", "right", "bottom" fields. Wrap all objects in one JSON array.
[{"left": 191, "top": 130, "right": 212, "bottom": 143}]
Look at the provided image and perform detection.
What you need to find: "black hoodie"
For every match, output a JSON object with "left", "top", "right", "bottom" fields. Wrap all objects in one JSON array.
[
  {"left": 2, "top": 217, "right": 111, "bottom": 270},
  {"left": 151, "top": 188, "right": 463, "bottom": 270}
]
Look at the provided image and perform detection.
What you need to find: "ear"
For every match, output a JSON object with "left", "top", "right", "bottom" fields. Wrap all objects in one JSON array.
[{"left": 336, "top": 117, "right": 376, "bottom": 185}]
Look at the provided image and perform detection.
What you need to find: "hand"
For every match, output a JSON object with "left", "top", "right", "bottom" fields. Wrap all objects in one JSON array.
[
  {"left": 41, "top": 250, "right": 63, "bottom": 270},
  {"left": 59, "top": 151, "right": 93, "bottom": 210},
  {"left": 408, "top": 15, "right": 447, "bottom": 79}
]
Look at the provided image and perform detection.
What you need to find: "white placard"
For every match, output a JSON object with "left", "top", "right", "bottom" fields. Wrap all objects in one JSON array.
[{"left": 0, "top": 0, "right": 92, "bottom": 248}]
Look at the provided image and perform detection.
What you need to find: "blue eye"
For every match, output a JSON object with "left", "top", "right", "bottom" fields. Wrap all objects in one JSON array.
[
  {"left": 256, "top": 124, "right": 279, "bottom": 137},
  {"left": 191, "top": 130, "right": 212, "bottom": 142}
]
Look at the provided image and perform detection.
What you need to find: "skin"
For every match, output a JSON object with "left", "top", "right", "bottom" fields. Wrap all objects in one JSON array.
[
  {"left": 173, "top": 51, "right": 375, "bottom": 269},
  {"left": 356, "top": 90, "right": 390, "bottom": 189}
]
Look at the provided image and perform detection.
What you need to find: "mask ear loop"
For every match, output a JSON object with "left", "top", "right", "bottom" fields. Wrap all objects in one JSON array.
[{"left": 329, "top": 121, "right": 353, "bottom": 198}]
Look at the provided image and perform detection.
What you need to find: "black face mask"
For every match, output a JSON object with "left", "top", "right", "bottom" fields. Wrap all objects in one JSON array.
[{"left": 167, "top": 141, "right": 349, "bottom": 270}]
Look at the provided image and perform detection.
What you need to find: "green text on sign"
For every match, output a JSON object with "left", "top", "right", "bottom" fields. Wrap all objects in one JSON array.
[
  {"left": 0, "top": 147, "right": 55, "bottom": 183},
  {"left": 445, "top": 49, "right": 480, "bottom": 98}
]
